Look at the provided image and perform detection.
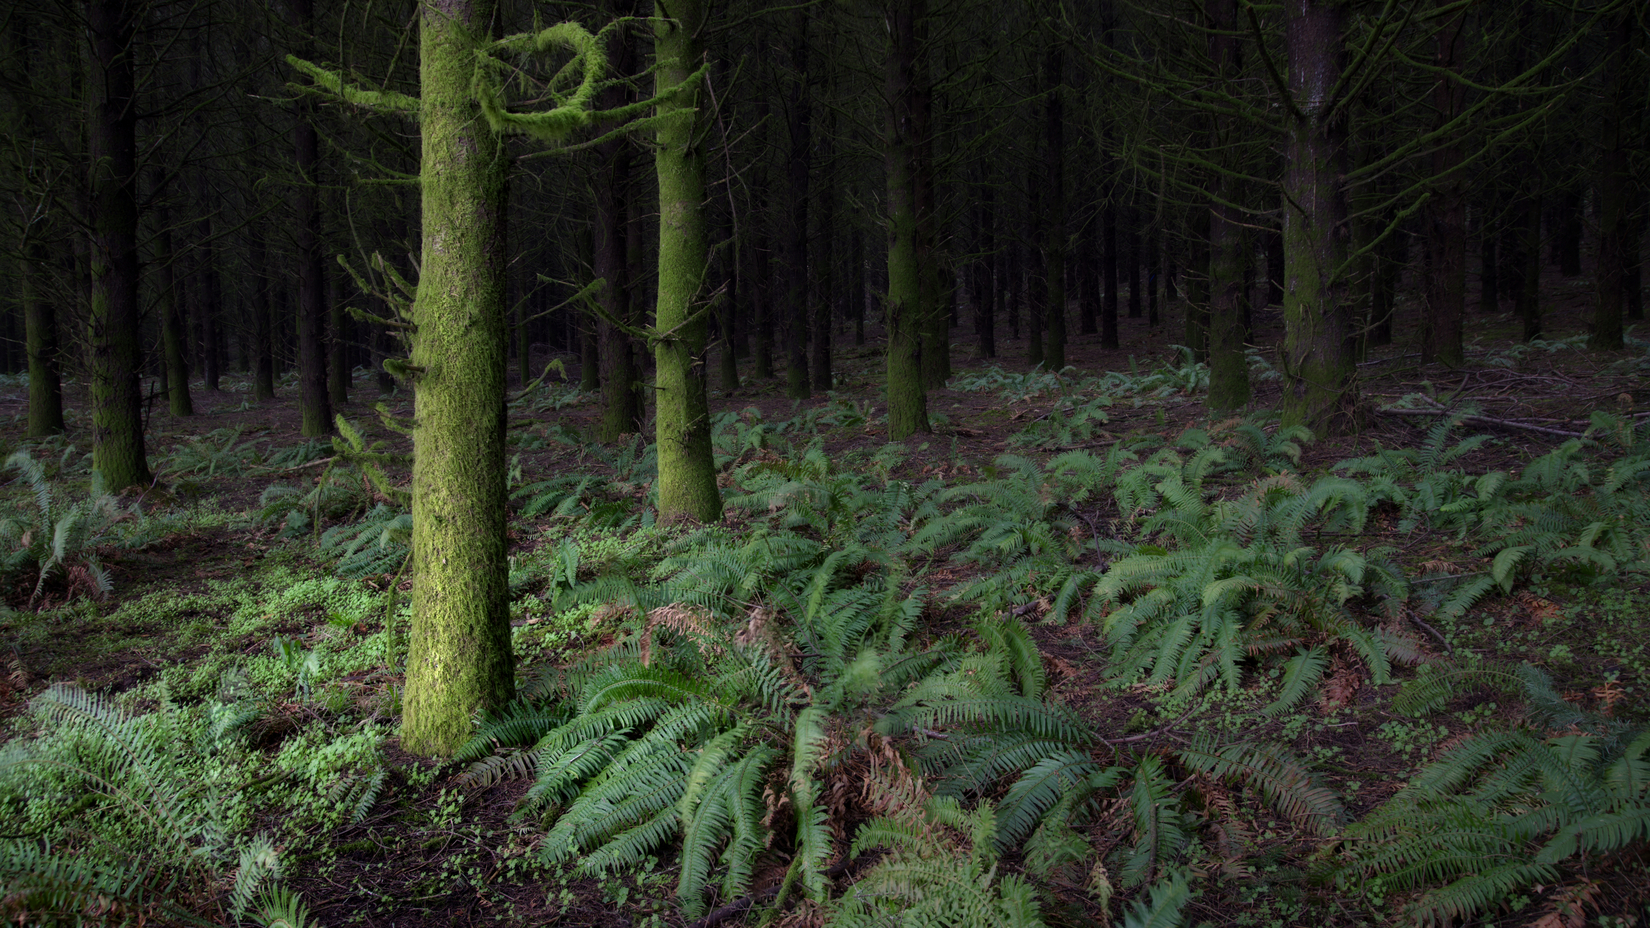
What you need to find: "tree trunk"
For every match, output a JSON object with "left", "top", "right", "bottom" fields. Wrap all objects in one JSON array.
[
  {"left": 1281, "top": 0, "right": 1358, "bottom": 434},
  {"left": 22, "top": 244, "right": 65, "bottom": 435},
  {"left": 813, "top": 136, "right": 835, "bottom": 392},
  {"left": 913, "top": 29, "right": 947, "bottom": 390},
  {"left": 885, "top": 0, "right": 929, "bottom": 439},
  {"left": 1206, "top": 0, "right": 1249, "bottom": 412},
  {"left": 293, "top": 0, "right": 332, "bottom": 435},
  {"left": 1421, "top": 7, "right": 1465, "bottom": 366},
  {"left": 975, "top": 180, "right": 996, "bottom": 358},
  {"left": 1102, "top": 184, "right": 1120, "bottom": 350},
  {"left": 783, "top": 9, "right": 812, "bottom": 399},
  {"left": 249, "top": 221, "right": 276, "bottom": 401},
  {"left": 1593, "top": 8, "right": 1635, "bottom": 350},
  {"left": 86, "top": 0, "right": 151, "bottom": 491},
  {"left": 653, "top": 0, "right": 723, "bottom": 521},
  {"left": 154, "top": 207, "right": 193, "bottom": 418},
  {"left": 402, "top": 0, "right": 514, "bottom": 757},
  {"left": 329, "top": 266, "right": 350, "bottom": 408},
  {"left": 1043, "top": 41, "right": 1066, "bottom": 372},
  {"left": 595, "top": 24, "right": 643, "bottom": 440}
]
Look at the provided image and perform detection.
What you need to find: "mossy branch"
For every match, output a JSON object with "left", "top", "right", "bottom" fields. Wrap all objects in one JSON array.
[{"left": 285, "top": 56, "right": 420, "bottom": 117}]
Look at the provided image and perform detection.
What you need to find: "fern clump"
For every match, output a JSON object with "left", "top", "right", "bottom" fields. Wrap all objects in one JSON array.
[
  {"left": 0, "top": 685, "right": 312, "bottom": 926},
  {"left": 1093, "top": 470, "right": 1417, "bottom": 706},
  {"left": 830, "top": 797, "right": 1051, "bottom": 928},
  {"left": 0, "top": 451, "right": 122, "bottom": 607},
  {"left": 1342, "top": 711, "right": 1650, "bottom": 924}
]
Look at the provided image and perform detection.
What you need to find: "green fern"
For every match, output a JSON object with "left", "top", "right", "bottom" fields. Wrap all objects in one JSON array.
[
  {"left": 830, "top": 796, "right": 1051, "bottom": 928},
  {"left": 1343, "top": 676, "right": 1650, "bottom": 925},
  {"left": 0, "top": 685, "right": 310, "bottom": 927}
]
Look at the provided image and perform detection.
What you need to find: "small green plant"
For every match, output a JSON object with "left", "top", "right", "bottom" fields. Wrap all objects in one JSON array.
[
  {"left": 0, "top": 685, "right": 314, "bottom": 927},
  {"left": 0, "top": 450, "right": 121, "bottom": 608},
  {"left": 1342, "top": 665, "right": 1650, "bottom": 926}
]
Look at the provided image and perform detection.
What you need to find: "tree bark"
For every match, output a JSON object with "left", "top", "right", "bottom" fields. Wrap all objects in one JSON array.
[
  {"left": 596, "top": 21, "right": 643, "bottom": 439},
  {"left": 249, "top": 221, "right": 276, "bottom": 401},
  {"left": 86, "top": 0, "right": 151, "bottom": 490},
  {"left": 653, "top": 0, "right": 723, "bottom": 521},
  {"left": 402, "top": 0, "right": 515, "bottom": 757},
  {"left": 21, "top": 244, "right": 65, "bottom": 435},
  {"left": 1043, "top": 40, "right": 1066, "bottom": 372},
  {"left": 1280, "top": 0, "right": 1357, "bottom": 434},
  {"left": 1593, "top": 8, "right": 1635, "bottom": 350},
  {"left": 154, "top": 206, "right": 194, "bottom": 418},
  {"left": 885, "top": 0, "right": 929, "bottom": 439},
  {"left": 1421, "top": 7, "right": 1465, "bottom": 366},
  {"left": 1206, "top": 0, "right": 1249, "bottom": 412},
  {"left": 292, "top": 0, "right": 332, "bottom": 435}
]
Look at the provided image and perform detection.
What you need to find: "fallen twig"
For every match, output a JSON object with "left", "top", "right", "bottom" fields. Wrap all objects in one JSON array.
[{"left": 1376, "top": 406, "right": 1586, "bottom": 438}]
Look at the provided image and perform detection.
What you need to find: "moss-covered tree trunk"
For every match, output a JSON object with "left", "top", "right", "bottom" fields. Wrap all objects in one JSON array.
[
  {"left": 885, "top": 0, "right": 929, "bottom": 440},
  {"left": 1280, "top": 0, "right": 1357, "bottom": 434},
  {"left": 401, "top": 0, "right": 514, "bottom": 757},
  {"left": 1205, "top": 0, "right": 1249, "bottom": 413},
  {"left": 86, "top": 0, "right": 151, "bottom": 491},
  {"left": 21, "top": 245, "right": 65, "bottom": 436},
  {"left": 653, "top": 0, "right": 723, "bottom": 523}
]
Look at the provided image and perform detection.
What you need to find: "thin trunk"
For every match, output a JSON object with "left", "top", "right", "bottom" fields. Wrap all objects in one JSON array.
[
  {"left": 249, "top": 222, "right": 276, "bottom": 400},
  {"left": 1184, "top": 210, "right": 1210, "bottom": 360},
  {"left": 1421, "top": 6, "right": 1465, "bottom": 366},
  {"left": 1026, "top": 168, "right": 1044, "bottom": 368},
  {"left": 1593, "top": 9, "right": 1634, "bottom": 350},
  {"left": 1102, "top": 182, "right": 1121, "bottom": 350},
  {"left": 596, "top": 24, "right": 644, "bottom": 439},
  {"left": 1516, "top": 192, "right": 1542, "bottom": 341},
  {"left": 1206, "top": 0, "right": 1249, "bottom": 412},
  {"left": 885, "top": 0, "right": 929, "bottom": 439},
  {"left": 783, "top": 9, "right": 812, "bottom": 399},
  {"left": 22, "top": 244, "right": 65, "bottom": 435},
  {"left": 155, "top": 207, "right": 193, "bottom": 417},
  {"left": 1043, "top": 41, "right": 1066, "bottom": 371},
  {"left": 813, "top": 141, "right": 835, "bottom": 391},
  {"left": 293, "top": 0, "right": 332, "bottom": 434},
  {"left": 975, "top": 181, "right": 996, "bottom": 358},
  {"left": 328, "top": 264, "right": 350, "bottom": 407}
]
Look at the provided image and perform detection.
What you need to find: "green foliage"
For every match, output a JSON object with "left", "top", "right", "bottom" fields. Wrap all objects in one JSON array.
[
  {"left": 317, "top": 504, "right": 410, "bottom": 578},
  {"left": 0, "top": 685, "right": 309, "bottom": 927},
  {"left": 160, "top": 426, "right": 259, "bottom": 478},
  {"left": 1342, "top": 673, "right": 1650, "bottom": 926},
  {"left": 830, "top": 797, "right": 1050, "bottom": 928},
  {"left": 1093, "top": 470, "right": 1415, "bottom": 703},
  {"left": 0, "top": 450, "right": 121, "bottom": 607}
]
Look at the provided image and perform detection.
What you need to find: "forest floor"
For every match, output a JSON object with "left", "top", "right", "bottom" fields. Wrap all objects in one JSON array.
[{"left": 2, "top": 267, "right": 1649, "bottom": 928}]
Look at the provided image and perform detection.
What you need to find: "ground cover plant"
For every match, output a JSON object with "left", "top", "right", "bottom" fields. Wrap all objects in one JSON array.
[{"left": 2, "top": 300, "right": 1649, "bottom": 928}]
